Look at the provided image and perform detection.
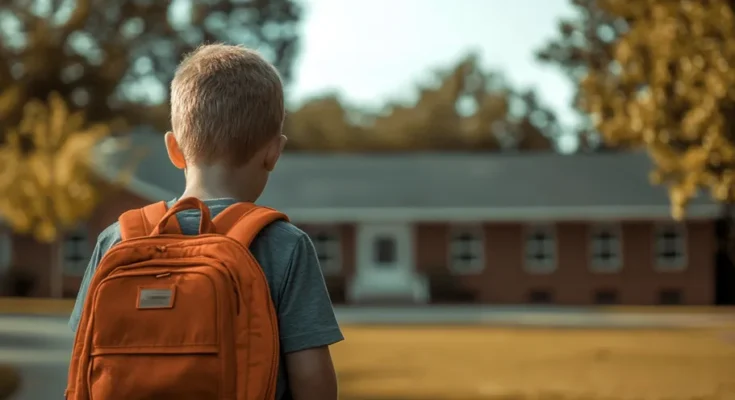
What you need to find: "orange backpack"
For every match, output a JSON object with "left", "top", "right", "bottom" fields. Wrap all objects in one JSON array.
[{"left": 66, "top": 197, "right": 287, "bottom": 400}]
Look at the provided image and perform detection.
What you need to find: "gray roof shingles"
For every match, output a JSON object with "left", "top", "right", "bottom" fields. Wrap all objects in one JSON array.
[{"left": 92, "top": 129, "right": 716, "bottom": 212}]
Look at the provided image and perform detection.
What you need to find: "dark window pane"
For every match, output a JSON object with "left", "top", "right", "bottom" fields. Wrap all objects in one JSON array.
[
  {"left": 528, "top": 289, "right": 553, "bottom": 304},
  {"left": 597, "top": 231, "right": 613, "bottom": 241},
  {"left": 594, "top": 250, "right": 614, "bottom": 260},
  {"left": 374, "top": 236, "right": 396, "bottom": 265},
  {"left": 458, "top": 253, "right": 476, "bottom": 262},
  {"left": 661, "top": 231, "right": 678, "bottom": 241},
  {"left": 658, "top": 289, "right": 683, "bottom": 305},
  {"left": 594, "top": 289, "right": 619, "bottom": 305}
]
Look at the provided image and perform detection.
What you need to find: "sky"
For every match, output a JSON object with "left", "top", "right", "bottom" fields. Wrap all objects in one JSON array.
[{"left": 289, "top": 0, "right": 579, "bottom": 131}]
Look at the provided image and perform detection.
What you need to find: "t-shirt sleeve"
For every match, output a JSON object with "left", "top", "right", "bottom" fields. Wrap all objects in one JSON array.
[
  {"left": 276, "top": 234, "right": 344, "bottom": 354},
  {"left": 68, "top": 224, "right": 121, "bottom": 332},
  {"left": 68, "top": 241, "right": 104, "bottom": 332}
]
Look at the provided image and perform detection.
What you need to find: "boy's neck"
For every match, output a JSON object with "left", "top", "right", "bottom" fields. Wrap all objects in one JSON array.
[{"left": 180, "top": 166, "right": 259, "bottom": 203}]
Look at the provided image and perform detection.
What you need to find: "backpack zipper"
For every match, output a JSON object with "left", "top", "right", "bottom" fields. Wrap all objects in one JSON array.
[
  {"left": 90, "top": 260, "right": 239, "bottom": 399},
  {"left": 97, "top": 234, "right": 279, "bottom": 399}
]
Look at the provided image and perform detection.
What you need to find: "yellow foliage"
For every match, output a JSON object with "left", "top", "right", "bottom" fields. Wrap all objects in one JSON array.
[
  {"left": 581, "top": 0, "right": 735, "bottom": 218},
  {"left": 286, "top": 96, "right": 370, "bottom": 150},
  {"left": 0, "top": 92, "right": 110, "bottom": 242}
]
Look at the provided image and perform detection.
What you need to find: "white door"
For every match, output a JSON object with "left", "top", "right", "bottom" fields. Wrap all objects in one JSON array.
[{"left": 356, "top": 223, "right": 414, "bottom": 279}]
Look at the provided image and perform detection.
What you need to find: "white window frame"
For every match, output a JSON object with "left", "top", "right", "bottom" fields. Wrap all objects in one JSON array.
[
  {"left": 524, "top": 224, "right": 557, "bottom": 273},
  {"left": 447, "top": 224, "right": 484, "bottom": 275},
  {"left": 307, "top": 225, "right": 342, "bottom": 276},
  {"left": 63, "top": 226, "right": 91, "bottom": 276},
  {"left": 589, "top": 223, "right": 622, "bottom": 273},
  {"left": 654, "top": 222, "right": 687, "bottom": 271}
]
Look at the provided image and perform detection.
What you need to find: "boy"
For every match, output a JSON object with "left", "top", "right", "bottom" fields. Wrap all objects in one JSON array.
[{"left": 69, "top": 44, "right": 343, "bottom": 400}]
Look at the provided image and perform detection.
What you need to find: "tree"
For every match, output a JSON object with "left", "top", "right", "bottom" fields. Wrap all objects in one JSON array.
[
  {"left": 505, "top": 90, "right": 560, "bottom": 151},
  {"left": 0, "top": 92, "right": 115, "bottom": 297},
  {"left": 0, "top": 92, "right": 111, "bottom": 242},
  {"left": 0, "top": 0, "right": 301, "bottom": 244},
  {"left": 536, "top": 0, "right": 627, "bottom": 151},
  {"left": 286, "top": 54, "right": 557, "bottom": 152},
  {"left": 571, "top": 0, "right": 735, "bottom": 219},
  {"left": 0, "top": 0, "right": 302, "bottom": 135},
  {"left": 286, "top": 94, "right": 372, "bottom": 151}
]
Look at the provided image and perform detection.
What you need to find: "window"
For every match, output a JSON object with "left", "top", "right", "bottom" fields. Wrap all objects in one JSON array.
[
  {"left": 594, "top": 289, "right": 619, "bottom": 305},
  {"left": 590, "top": 224, "right": 622, "bottom": 272},
  {"left": 307, "top": 226, "right": 342, "bottom": 275},
  {"left": 655, "top": 223, "right": 687, "bottom": 270},
  {"left": 448, "top": 225, "right": 484, "bottom": 274},
  {"left": 374, "top": 236, "right": 397, "bottom": 266},
  {"left": 63, "top": 227, "right": 91, "bottom": 276},
  {"left": 658, "top": 289, "right": 683, "bottom": 305},
  {"left": 528, "top": 289, "right": 553, "bottom": 304},
  {"left": 0, "top": 229, "right": 11, "bottom": 273},
  {"left": 524, "top": 224, "right": 556, "bottom": 272}
]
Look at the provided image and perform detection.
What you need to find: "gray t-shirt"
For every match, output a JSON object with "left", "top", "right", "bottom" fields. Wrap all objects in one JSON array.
[{"left": 69, "top": 198, "right": 344, "bottom": 400}]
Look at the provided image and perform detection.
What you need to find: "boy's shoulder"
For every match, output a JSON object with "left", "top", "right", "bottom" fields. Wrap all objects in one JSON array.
[
  {"left": 252, "top": 219, "right": 309, "bottom": 246},
  {"left": 92, "top": 217, "right": 308, "bottom": 255},
  {"left": 96, "top": 221, "right": 123, "bottom": 255}
]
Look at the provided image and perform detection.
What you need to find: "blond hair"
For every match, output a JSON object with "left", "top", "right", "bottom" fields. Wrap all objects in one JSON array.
[{"left": 170, "top": 43, "right": 284, "bottom": 166}]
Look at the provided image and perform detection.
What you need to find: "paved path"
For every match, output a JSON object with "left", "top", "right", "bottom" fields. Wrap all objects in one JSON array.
[
  {"left": 334, "top": 306, "right": 735, "bottom": 328},
  {"left": 0, "top": 308, "right": 733, "bottom": 399},
  {"left": 0, "top": 317, "right": 71, "bottom": 400}
]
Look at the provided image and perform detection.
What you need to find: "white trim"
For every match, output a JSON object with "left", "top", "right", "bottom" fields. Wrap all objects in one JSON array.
[
  {"left": 523, "top": 223, "right": 557, "bottom": 274},
  {"left": 350, "top": 222, "right": 426, "bottom": 302},
  {"left": 304, "top": 225, "right": 342, "bottom": 276},
  {"left": 589, "top": 223, "right": 623, "bottom": 273},
  {"left": 355, "top": 223, "right": 414, "bottom": 276},
  {"left": 447, "top": 224, "right": 485, "bottom": 275},
  {"left": 281, "top": 205, "right": 719, "bottom": 223},
  {"left": 653, "top": 223, "right": 688, "bottom": 272}
]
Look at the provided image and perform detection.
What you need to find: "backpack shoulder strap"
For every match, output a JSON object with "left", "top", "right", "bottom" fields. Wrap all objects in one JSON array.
[
  {"left": 118, "top": 201, "right": 172, "bottom": 240},
  {"left": 212, "top": 203, "right": 289, "bottom": 247}
]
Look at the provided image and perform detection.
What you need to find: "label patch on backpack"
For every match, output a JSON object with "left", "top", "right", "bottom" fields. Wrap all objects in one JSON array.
[{"left": 137, "top": 287, "right": 175, "bottom": 309}]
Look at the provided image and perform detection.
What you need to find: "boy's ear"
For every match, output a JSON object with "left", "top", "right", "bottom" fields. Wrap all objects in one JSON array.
[
  {"left": 263, "top": 134, "right": 287, "bottom": 172},
  {"left": 164, "top": 132, "right": 187, "bottom": 170}
]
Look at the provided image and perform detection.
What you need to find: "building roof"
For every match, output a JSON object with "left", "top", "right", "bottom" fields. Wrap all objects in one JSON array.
[{"left": 92, "top": 128, "right": 720, "bottom": 222}]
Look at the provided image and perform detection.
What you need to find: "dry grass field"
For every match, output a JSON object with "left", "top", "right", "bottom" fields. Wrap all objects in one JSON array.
[
  {"left": 333, "top": 326, "right": 735, "bottom": 400},
  {"left": 1, "top": 298, "right": 734, "bottom": 399}
]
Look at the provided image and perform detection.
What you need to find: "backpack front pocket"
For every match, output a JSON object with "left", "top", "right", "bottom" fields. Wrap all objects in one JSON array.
[{"left": 86, "top": 263, "right": 237, "bottom": 400}]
